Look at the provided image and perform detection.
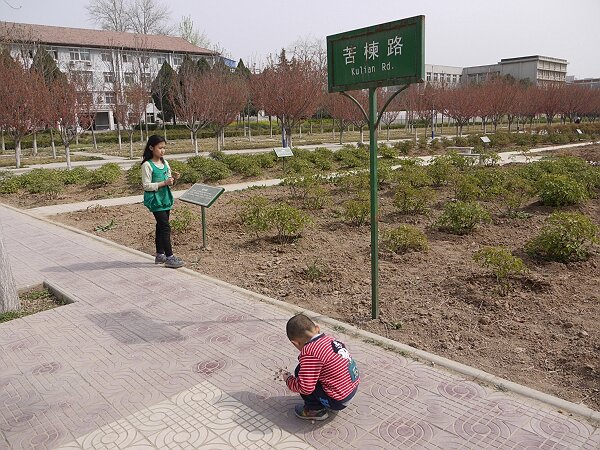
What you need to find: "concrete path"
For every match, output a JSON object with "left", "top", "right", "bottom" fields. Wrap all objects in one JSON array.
[{"left": 1, "top": 203, "right": 599, "bottom": 449}]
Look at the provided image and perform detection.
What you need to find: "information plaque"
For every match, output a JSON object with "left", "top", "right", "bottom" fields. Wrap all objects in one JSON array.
[
  {"left": 179, "top": 184, "right": 224, "bottom": 208},
  {"left": 274, "top": 147, "right": 294, "bottom": 158},
  {"left": 480, "top": 136, "right": 491, "bottom": 144}
]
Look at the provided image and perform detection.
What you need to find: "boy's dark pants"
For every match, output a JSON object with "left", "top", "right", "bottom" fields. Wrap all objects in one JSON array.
[{"left": 294, "top": 364, "right": 357, "bottom": 411}]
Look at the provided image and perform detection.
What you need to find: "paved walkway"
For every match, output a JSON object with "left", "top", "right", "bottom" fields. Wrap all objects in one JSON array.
[{"left": 1, "top": 204, "right": 599, "bottom": 449}]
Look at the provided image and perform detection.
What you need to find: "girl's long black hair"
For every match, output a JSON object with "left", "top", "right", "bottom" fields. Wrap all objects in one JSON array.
[{"left": 141, "top": 134, "right": 167, "bottom": 165}]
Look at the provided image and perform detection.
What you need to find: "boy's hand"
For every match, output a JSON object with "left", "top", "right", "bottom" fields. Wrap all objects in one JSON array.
[{"left": 274, "top": 368, "right": 292, "bottom": 381}]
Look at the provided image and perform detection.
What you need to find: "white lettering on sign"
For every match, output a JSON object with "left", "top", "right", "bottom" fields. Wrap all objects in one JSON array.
[
  {"left": 343, "top": 46, "right": 356, "bottom": 65},
  {"left": 351, "top": 65, "right": 375, "bottom": 76},
  {"left": 387, "top": 36, "right": 403, "bottom": 56},
  {"left": 364, "top": 41, "right": 379, "bottom": 60}
]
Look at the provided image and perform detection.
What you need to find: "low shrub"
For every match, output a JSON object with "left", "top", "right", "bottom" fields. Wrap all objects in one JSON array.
[
  {"left": 378, "top": 145, "right": 397, "bottom": 159},
  {"left": 436, "top": 201, "right": 491, "bottom": 235},
  {"left": 239, "top": 195, "right": 271, "bottom": 238},
  {"left": 0, "top": 176, "right": 21, "bottom": 194},
  {"left": 525, "top": 211, "right": 598, "bottom": 262},
  {"left": 341, "top": 195, "right": 370, "bottom": 226},
  {"left": 61, "top": 166, "right": 91, "bottom": 185},
  {"left": 171, "top": 206, "right": 196, "bottom": 233},
  {"left": 453, "top": 174, "right": 483, "bottom": 202},
  {"left": 394, "top": 140, "right": 414, "bottom": 155},
  {"left": 473, "top": 246, "right": 526, "bottom": 295},
  {"left": 393, "top": 182, "right": 435, "bottom": 215},
  {"left": 536, "top": 173, "right": 588, "bottom": 206},
  {"left": 381, "top": 225, "right": 428, "bottom": 254},
  {"left": 22, "top": 169, "right": 64, "bottom": 196},
  {"left": 267, "top": 202, "right": 312, "bottom": 243},
  {"left": 125, "top": 164, "right": 142, "bottom": 187},
  {"left": 88, "top": 163, "right": 121, "bottom": 186}
]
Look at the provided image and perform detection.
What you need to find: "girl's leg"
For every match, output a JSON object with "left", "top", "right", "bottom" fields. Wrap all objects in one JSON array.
[{"left": 152, "top": 210, "right": 172, "bottom": 256}]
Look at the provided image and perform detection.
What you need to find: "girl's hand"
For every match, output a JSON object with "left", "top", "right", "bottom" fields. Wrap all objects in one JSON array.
[
  {"left": 172, "top": 171, "right": 181, "bottom": 181},
  {"left": 164, "top": 177, "right": 174, "bottom": 186}
]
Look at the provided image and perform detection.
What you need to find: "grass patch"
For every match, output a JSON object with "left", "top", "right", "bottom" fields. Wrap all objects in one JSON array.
[{"left": 0, "top": 285, "right": 68, "bottom": 323}]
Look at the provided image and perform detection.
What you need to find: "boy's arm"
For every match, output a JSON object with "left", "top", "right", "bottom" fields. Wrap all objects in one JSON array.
[{"left": 286, "top": 354, "right": 323, "bottom": 395}]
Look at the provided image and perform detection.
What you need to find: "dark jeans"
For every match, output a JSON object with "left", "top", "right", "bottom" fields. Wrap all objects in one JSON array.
[
  {"left": 152, "top": 210, "right": 172, "bottom": 257},
  {"left": 294, "top": 364, "right": 357, "bottom": 411}
]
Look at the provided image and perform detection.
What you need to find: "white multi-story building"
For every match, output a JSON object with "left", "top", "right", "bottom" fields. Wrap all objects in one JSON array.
[
  {"left": 424, "top": 64, "right": 463, "bottom": 86},
  {"left": 0, "top": 21, "right": 217, "bottom": 130},
  {"left": 462, "top": 55, "right": 568, "bottom": 85}
]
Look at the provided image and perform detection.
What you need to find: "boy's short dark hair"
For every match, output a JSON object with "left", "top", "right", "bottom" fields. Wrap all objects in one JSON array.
[{"left": 286, "top": 314, "right": 317, "bottom": 340}]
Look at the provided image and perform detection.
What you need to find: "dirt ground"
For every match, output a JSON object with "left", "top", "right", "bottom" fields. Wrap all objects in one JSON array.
[{"left": 49, "top": 145, "right": 600, "bottom": 411}]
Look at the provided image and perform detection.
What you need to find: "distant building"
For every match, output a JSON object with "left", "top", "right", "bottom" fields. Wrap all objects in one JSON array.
[
  {"left": 0, "top": 21, "right": 219, "bottom": 130},
  {"left": 569, "top": 77, "right": 600, "bottom": 89},
  {"left": 424, "top": 64, "right": 463, "bottom": 86},
  {"left": 462, "top": 55, "right": 568, "bottom": 85}
]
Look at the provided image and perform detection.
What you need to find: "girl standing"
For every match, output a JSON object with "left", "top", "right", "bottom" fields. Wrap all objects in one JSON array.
[{"left": 141, "top": 135, "right": 184, "bottom": 269}]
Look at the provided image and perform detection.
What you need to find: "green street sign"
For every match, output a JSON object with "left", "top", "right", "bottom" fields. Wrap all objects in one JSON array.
[{"left": 327, "top": 15, "right": 425, "bottom": 92}]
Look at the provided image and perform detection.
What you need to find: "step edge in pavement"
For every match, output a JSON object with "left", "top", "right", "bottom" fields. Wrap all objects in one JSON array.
[{"left": 2, "top": 201, "right": 599, "bottom": 425}]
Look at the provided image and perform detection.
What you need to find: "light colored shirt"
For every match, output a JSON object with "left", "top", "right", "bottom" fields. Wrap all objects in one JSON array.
[{"left": 142, "top": 159, "right": 171, "bottom": 191}]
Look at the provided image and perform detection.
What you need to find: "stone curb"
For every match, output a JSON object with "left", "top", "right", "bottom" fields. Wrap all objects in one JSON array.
[{"left": 3, "top": 201, "right": 599, "bottom": 425}]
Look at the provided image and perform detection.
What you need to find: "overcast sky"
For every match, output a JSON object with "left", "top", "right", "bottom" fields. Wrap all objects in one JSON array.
[{"left": 1, "top": 0, "right": 599, "bottom": 78}]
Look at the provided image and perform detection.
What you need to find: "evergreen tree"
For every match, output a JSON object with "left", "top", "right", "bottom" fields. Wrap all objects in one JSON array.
[
  {"left": 235, "top": 58, "right": 251, "bottom": 79},
  {"left": 151, "top": 61, "right": 176, "bottom": 123},
  {"left": 31, "top": 47, "right": 64, "bottom": 84},
  {"left": 197, "top": 57, "right": 211, "bottom": 73}
]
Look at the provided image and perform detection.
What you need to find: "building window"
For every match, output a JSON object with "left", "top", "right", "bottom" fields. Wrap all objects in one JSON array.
[
  {"left": 452, "top": 74, "right": 457, "bottom": 83},
  {"left": 104, "top": 92, "right": 116, "bottom": 104},
  {"left": 433, "top": 73, "right": 439, "bottom": 81},
  {"left": 46, "top": 47, "right": 58, "bottom": 60},
  {"left": 141, "top": 72, "right": 151, "bottom": 84},
  {"left": 101, "top": 51, "right": 112, "bottom": 62},
  {"left": 69, "top": 48, "right": 91, "bottom": 61},
  {"left": 122, "top": 52, "right": 132, "bottom": 63},
  {"left": 446, "top": 74, "right": 451, "bottom": 82},
  {"left": 173, "top": 54, "right": 183, "bottom": 66},
  {"left": 124, "top": 72, "right": 134, "bottom": 84},
  {"left": 157, "top": 54, "right": 167, "bottom": 65},
  {"left": 426, "top": 72, "right": 431, "bottom": 81},
  {"left": 103, "top": 72, "right": 115, "bottom": 83}
]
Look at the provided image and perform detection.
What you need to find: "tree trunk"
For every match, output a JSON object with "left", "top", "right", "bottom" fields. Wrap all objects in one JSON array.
[
  {"left": 50, "top": 128, "right": 57, "bottom": 158},
  {"left": 248, "top": 115, "right": 252, "bottom": 141},
  {"left": 360, "top": 126, "right": 364, "bottom": 144},
  {"left": 65, "top": 143, "right": 72, "bottom": 170},
  {"left": 15, "top": 139, "right": 21, "bottom": 169},
  {"left": 320, "top": 116, "right": 323, "bottom": 134},
  {"left": 75, "top": 133, "right": 79, "bottom": 145},
  {"left": 1, "top": 128, "right": 5, "bottom": 152},
  {"left": 91, "top": 126, "right": 98, "bottom": 151},
  {"left": 139, "top": 121, "right": 144, "bottom": 143},
  {"left": 339, "top": 122, "right": 344, "bottom": 145},
  {"left": 32, "top": 131, "right": 38, "bottom": 156},
  {"left": 386, "top": 126, "right": 390, "bottom": 141},
  {"left": 216, "top": 129, "right": 221, "bottom": 152},
  {"left": 269, "top": 116, "right": 272, "bottom": 137},
  {"left": 117, "top": 125, "right": 122, "bottom": 150},
  {"left": 0, "top": 234, "right": 19, "bottom": 314},
  {"left": 193, "top": 131, "right": 199, "bottom": 155},
  {"left": 129, "top": 132, "right": 134, "bottom": 158},
  {"left": 285, "top": 126, "right": 292, "bottom": 148}
]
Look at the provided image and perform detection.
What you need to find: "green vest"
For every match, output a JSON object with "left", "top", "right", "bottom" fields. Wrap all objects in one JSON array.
[{"left": 143, "top": 160, "right": 174, "bottom": 212}]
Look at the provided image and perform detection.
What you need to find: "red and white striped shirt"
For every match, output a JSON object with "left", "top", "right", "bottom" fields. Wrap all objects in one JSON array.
[{"left": 286, "top": 334, "right": 360, "bottom": 400}]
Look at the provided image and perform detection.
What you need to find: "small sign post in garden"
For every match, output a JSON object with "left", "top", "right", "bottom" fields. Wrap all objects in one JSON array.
[
  {"left": 179, "top": 183, "right": 225, "bottom": 250},
  {"left": 273, "top": 147, "right": 294, "bottom": 171},
  {"left": 327, "top": 16, "right": 424, "bottom": 318}
]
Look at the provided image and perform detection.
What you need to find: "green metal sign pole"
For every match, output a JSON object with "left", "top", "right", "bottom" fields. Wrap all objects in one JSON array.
[
  {"left": 201, "top": 206, "right": 207, "bottom": 249},
  {"left": 369, "top": 87, "right": 379, "bottom": 319}
]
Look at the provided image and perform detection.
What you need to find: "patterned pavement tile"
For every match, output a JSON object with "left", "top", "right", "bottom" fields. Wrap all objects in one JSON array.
[{"left": 1, "top": 205, "right": 599, "bottom": 449}]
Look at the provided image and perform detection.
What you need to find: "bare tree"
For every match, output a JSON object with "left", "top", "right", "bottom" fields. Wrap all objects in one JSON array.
[
  {"left": 127, "top": 0, "right": 173, "bottom": 35},
  {"left": 443, "top": 84, "right": 478, "bottom": 136},
  {"left": 204, "top": 70, "right": 248, "bottom": 151},
  {"left": 0, "top": 57, "right": 44, "bottom": 168},
  {"left": 179, "top": 15, "right": 211, "bottom": 48},
  {"left": 252, "top": 51, "right": 323, "bottom": 147},
  {"left": 87, "top": 0, "right": 130, "bottom": 32}
]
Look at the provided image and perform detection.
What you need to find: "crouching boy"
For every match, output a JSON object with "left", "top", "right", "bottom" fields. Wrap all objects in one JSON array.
[{"left": 282, "top": 314, "right": 360, "bottom": 421}]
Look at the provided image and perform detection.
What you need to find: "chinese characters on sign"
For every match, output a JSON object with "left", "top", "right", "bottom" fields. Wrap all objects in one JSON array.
[{"left": 327, "top": 16, "right": 424, "bottom": 92}]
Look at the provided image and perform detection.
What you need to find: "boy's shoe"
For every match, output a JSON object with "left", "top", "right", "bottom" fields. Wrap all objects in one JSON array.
[
  {"left": 165, "top": 255, "right": 184, "bottom": 269},
  {"left": 294, "top": 404, "right": 328, "bottom": 421},
  {"left": 155, "top": 253, "right": 167, "bottom": 264}
]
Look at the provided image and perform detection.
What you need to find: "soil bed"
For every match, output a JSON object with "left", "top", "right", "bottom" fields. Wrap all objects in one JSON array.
[{"left": 52, "top": 146, "right": 600, "bottom": 411}]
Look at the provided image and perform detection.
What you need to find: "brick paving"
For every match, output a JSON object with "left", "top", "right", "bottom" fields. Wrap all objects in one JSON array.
[{"left": 0, "top": 203, "right": 599, "bottom": 449}]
